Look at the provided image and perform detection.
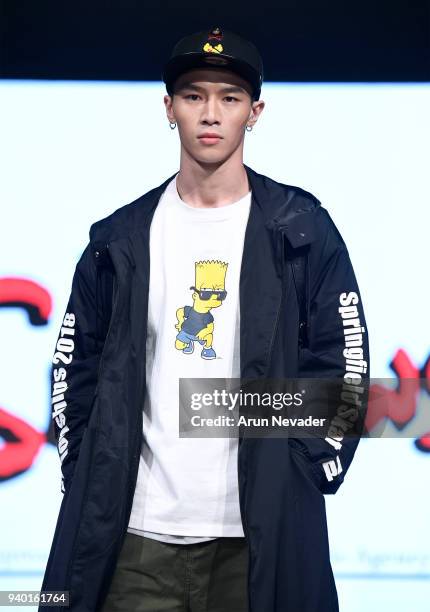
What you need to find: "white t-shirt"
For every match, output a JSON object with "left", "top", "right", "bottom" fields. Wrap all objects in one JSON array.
[{"left": 127, "top": 173, "right": 251, "bottom": 544}]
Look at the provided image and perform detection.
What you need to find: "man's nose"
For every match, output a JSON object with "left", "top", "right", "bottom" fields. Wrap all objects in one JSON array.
[{"left": 201, "top": 98, "right": 221, "bottom": 124}]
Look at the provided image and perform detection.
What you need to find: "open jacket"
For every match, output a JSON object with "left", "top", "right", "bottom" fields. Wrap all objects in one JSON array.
[{"left": 40, "top": 164, "right": 370, "bottom": 612}]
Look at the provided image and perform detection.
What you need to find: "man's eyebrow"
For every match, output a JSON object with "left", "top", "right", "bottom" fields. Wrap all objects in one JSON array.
[{"left": 176, "top": 82, "right": 247, "bottom": 95}]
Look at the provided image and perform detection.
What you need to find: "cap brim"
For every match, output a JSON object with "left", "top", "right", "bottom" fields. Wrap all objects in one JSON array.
[{"left": 162, "top": 53, "right": 259, "bottom": 98}]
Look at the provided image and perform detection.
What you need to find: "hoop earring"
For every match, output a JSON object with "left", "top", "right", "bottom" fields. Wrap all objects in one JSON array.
[
  {"left": 246, "top": 125, "right": 253, "bottom": 132},
  {"left": 169, "top": 122, "right": 177, "bottom": 130}
]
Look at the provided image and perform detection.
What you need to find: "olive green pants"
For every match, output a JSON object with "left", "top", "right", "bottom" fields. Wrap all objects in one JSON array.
[{"left": 101, "top": 532, "right": 249, "bottom": 612}]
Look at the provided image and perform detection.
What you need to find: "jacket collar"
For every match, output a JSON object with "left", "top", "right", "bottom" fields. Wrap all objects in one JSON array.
[
  {"left": 243, "top": 164, "right": 319, "bottom": 248},
  {"left": 90, "top": 164, "right": 320, "bottom": 252}
]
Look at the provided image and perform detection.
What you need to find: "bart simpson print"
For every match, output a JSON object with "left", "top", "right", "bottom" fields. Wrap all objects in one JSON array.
[{"left": 175, "top": 260, "right": 228, "bottom": 360}]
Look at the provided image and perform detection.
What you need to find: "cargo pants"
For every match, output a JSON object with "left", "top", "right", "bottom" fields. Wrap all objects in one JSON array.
[{"left": 101, "top": 532, "right": 249, "bottom": 612}]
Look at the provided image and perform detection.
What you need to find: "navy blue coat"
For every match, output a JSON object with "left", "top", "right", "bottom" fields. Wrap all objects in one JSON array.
[{"left": 40, "top": 164, "right": 370, "bottom": 611}]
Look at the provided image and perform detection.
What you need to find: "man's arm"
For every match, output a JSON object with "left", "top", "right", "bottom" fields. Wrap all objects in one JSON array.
[
  {"left": 290, "top": 206, "right": 370, "bottom": 495},
  {"left": 50, "top": 241, "right": 104, "bottom": 495}
]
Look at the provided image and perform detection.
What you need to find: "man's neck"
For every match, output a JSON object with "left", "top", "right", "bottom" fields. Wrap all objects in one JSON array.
[{"left": 175, "top": 157, "right": 250, "bottom": 209}]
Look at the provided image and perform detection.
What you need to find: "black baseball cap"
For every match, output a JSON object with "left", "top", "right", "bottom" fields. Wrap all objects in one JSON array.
[{"left": 162, "top": 26, "right": 264, "bottom": 101}]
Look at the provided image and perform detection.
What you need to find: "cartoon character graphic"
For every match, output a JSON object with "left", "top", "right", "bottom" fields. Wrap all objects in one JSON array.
[
  {"left": 175, "top": 260, "right": 228, "bottom": 360},
  {"left": 203, "top": 42, "right": 224, "bottom": 54},
  {"left": 202, "top": 26, "right": 224, "bottom": 55}
]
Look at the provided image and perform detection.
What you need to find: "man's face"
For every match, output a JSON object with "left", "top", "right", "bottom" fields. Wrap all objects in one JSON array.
[{"left": 164, "top": 67, "right": 264, "bottom": 164}]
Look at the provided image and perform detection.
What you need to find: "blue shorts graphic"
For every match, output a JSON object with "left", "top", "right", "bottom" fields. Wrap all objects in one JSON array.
[{"left": 176, "top": 329, "right": 208, "bottom": 345}]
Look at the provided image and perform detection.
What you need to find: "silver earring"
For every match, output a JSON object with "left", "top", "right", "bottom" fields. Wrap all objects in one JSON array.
[
  {"left": 169, "top": 121, "right": 177, "bottom": 130},
  {"left": 246, "top": 125, "right": 253, "bottom": 132}
]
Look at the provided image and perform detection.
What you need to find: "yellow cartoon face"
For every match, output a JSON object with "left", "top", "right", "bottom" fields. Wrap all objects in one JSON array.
[
  {"left": 203, "top": 42, "right": 224, "bottom": 54},
  {"left": 191, "top": 260, "right": 228, "bottom": 312}
]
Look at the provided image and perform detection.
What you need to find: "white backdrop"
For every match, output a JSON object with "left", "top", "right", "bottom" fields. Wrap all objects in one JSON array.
[{"left": 0, "top": 80, "right": 429, "bottom": 610}]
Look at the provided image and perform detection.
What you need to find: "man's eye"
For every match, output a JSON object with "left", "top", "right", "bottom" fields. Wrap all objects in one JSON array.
[{"left": 184, "top": 94, "right": 238, "bottom": 102}]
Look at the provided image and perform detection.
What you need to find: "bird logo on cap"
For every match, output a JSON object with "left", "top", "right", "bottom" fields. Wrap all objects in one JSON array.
[{"left": 203, "top": 26, "right": 224, "bottom": 54}]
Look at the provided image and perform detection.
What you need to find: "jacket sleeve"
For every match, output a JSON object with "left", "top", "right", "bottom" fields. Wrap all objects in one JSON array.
[
  {"left": 50, "top": 241, "right": 104, "bottom": 495},
  {"left": 290, "top": 206, "right": 370, "bottom": 495}
]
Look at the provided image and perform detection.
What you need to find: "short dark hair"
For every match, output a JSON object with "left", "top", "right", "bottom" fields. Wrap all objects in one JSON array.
[{"left": 169, "top": 72, "right": 256, "bottom": 102}]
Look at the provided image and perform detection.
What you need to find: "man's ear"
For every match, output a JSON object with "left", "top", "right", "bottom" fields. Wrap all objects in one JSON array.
[
  {"left": 247, "top": 99, "right": 265, "bottom": 128},
  {"left": 164, "top": 94, "right": 175, "bottom": 124}
]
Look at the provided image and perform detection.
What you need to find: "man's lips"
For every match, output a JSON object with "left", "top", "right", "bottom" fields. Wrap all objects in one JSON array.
[{"left": 198, "top": 134, "right": 222, "bottom": 144}]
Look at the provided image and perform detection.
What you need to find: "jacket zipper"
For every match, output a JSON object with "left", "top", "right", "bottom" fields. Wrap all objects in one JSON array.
[
  {"left": 240, "top": 227, "right": 286, "bottom": 610},
  {"left": 92, "top": 243, "right": 118, "bottom": 403},
  {"left": 265, "top": 229, "right": 286, "bottom": 376}
]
